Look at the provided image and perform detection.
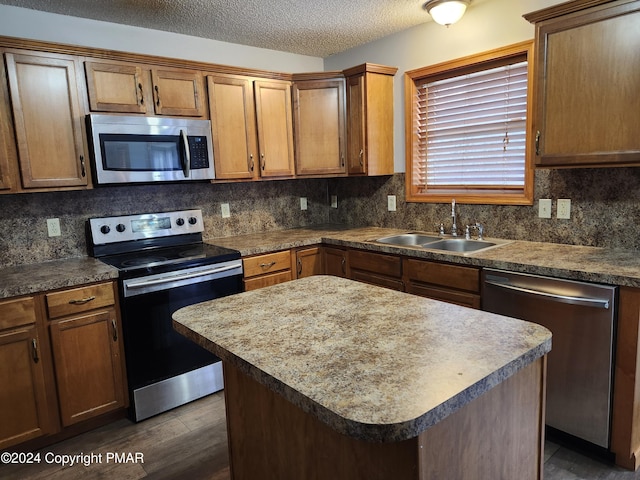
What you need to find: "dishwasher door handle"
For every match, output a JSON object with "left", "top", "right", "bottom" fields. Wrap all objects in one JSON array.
[{"left": 484, "top": 279, "right": 610, "bottom": 309}]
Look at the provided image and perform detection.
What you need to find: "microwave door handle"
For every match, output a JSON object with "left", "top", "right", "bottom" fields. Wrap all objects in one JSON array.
[{"left": 180, "top": 129, "right": 191, "bottom": 178}]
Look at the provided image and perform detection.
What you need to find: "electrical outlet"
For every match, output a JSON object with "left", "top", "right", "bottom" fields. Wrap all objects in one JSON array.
[
  {"left": 387, "top": 195, "right": 397, "bottom": 212},
  {"left": 557, "top": 199, "right": 571, "bottom": 219},
  {"left": 221, "top": 203, "right": 231, "bottom": 218},
  {"left": 47, "top": 218, "right": 61, "bottom": 237},
  {"left": 330, "top": 195, "right": 338, "bottom": 209},
  {"left": 300, "top": 197, "right": 308, "bottom": 210},
  {"left": 538, "top": 199, "right": 552, "bottom": 219}
]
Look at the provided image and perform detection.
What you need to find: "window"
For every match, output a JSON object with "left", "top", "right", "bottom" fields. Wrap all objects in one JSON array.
[{"left": 405, "top": 41, "right": 534, "bottom": 204}]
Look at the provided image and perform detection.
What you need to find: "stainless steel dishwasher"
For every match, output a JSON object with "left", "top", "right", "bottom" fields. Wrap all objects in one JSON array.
[{"left": 481, "top": 268, "right": 617, "bottom": 448}]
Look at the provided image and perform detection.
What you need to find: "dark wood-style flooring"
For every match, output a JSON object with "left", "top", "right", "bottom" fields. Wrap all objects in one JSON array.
[{"left": 2, "top": 391, "right": 640, "bottom": 479}]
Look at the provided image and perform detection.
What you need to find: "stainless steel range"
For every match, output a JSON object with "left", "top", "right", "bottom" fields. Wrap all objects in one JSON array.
[{"left": 87, "top": 209, "right": 242, "bottom": 422}]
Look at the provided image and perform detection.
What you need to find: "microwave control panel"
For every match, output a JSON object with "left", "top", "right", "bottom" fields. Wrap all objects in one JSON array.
[{"left": 188, "top": 136, "right": 210, "bottom": 168}]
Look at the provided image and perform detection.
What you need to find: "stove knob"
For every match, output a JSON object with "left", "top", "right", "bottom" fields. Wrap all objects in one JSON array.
[
  {"left": 116, "top": 223, "right": 126, "bottom": 233},
  {"left": 176, "top": 218, "right": 185, "bottom": 226},
  {"left": 100, "top": 225, "right": 110, "bottom": 235},
  {"left": 188, "top": 217, "right": 198, "bottom": 225}
]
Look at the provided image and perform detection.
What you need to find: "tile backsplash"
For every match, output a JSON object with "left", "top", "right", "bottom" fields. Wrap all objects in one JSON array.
[{"left": 1, "top": 166, "right": 639, "bottom": 267}]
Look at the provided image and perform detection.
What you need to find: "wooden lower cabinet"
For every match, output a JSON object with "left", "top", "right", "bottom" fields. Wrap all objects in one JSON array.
[
  {"left": 0, "top": 296, "right": 54, "bottom": 450},
  {"left": 348, "top": 249, "right": 403, "bottom": 291},
  {"left": 293, "top": 246, "right": 323, "bottom": 279},
  {"left": 324, "top": 246, "right": 348, "bottom": 278},
  {"left": 243, "top": 250, "right": 293, "bottom": 291},
  {"left": 403, "top": 258, "right": 481, "bottom": 309},
  {"left": 0, "top": 281, "right": 128, "bottom": 450},
  {"left": 49, "top": 309, "right": 126, "bottom": 427},
  {"left": 224, "top": 358, "right": 545, "bottom": 479}
]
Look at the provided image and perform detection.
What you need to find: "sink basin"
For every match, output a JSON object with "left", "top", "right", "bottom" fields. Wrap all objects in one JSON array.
[
  {"left": 375, "top": 233, "right": 441, "bottom": 246},
  {"left": 423, "top": 239, "right": 497, "bottom": 253},
  {"left": 373, "top": 233, "right": 511, "bottom": 254}
]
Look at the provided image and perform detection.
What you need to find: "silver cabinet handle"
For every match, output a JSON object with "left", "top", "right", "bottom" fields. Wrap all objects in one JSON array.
[
  {"left": 32, "top": 339, "right": 39, "bottom": 363},
  {"left": 69, "top": 296, "right": 96, "bottom": 305},
  {"left": 259, "top": 261, "right": 277, "bottom": 269}
]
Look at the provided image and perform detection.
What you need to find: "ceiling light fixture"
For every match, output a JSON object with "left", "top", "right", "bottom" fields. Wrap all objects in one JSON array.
[{"left": 423, "top": 0, "right": 470, "bottom": 27}]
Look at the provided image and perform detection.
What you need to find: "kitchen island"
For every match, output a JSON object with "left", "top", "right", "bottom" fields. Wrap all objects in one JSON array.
[{"left": 174, "top": 275, "right": 551, "bottom": 480}]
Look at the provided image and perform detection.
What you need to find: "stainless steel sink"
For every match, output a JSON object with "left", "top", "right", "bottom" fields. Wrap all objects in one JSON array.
[
  {"left": 422, "top": 239, "right": 497, "bottom": 253},
  {"left": 375, "top": 233, "right": 441, "bottom": 246},
  {"left": 374, "top": 233, "right": 511, "bottom": 254}
]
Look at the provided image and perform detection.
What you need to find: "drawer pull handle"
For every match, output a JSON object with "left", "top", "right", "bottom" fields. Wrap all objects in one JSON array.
[
  {"left": 259, "top": 262, "right": 276, "bottom": 269},
  {"left": 138, "top": 82, "right": 144, "bottom": 105},
  {"left": 68, "top": 296, "right": 96, "bottom": 305},
  {"left": 32, "top": 339, "right": 39, "bottom": 363},
  {"left": 111, "top": 319, "right": 118, "bottom": 342}
]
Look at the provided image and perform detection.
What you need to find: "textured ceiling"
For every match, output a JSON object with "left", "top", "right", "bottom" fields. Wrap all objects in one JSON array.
[{"left": 0, "top": 0, "right": 447, "bottom": 57}]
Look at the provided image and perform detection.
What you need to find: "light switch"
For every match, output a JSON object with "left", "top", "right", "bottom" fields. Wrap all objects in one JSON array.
[
  {"left": 330, "top": 195, "right": 338, "bottom": 209},
  {"left": 387, "top": 195, "right": 397, "bottom": 212},
  {"left": 221, "top": 203, "right": 231, "bottom": 218},
  {"left": 300, "top": 197, "right": 308, "bottom": 210},
  {"left": 538, "top": 199, "right": 551, "bottom": 219}
]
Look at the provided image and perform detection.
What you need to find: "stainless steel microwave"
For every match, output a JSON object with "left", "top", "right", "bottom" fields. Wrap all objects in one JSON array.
[{"left": 87, "top": 114, "right": 215, "bottom": 185}]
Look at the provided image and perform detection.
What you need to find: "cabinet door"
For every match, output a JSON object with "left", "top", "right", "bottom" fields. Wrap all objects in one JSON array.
[
  {"left": 346, "top": 74, "right": 366, "bottom": 175},
  {"left": 533, "top": 3, "right": 640, "bottom": 167},
  {"left": 254, "top": 80, "right": 295, "bottom": 178},
  {"left": 5, "top": 52, "right": 88, "bottom": 189},
  {"left": 324, "top": 247, "right": 347, "bottom": 278},
  {"left": 151, "top": 68, "right": 205, "bottom": 117},
  {"left": 207, "top": 75, "right": 258, "bottom": 180},
  {"left": 293, "top": 79, "right": 346, "bottom": 176},
  {"left": 294, "top": 247, "right": 323, "bottom": 279},
  {"left": 85, "top": 61, "right": 147, "bottom": 113},
  {"left": 49, "top": 309, "right": 125, "bottom": 427},
  {"left": 0, "top": 59, "right": 17, "bottom": 192},
  {"left": 0, "top": 325, "right": 52, "bottom": 449}
]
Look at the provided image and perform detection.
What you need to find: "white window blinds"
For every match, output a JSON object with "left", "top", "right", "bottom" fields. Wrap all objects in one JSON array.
[{"left": 415, "top": 60, "right": 528, "bottom": 188}]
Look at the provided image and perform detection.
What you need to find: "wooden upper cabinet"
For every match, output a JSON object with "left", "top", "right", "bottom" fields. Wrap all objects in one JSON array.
[
  {"left": 85, "top": 61, "right": 146, "bottom": 113},
  {"left": 254, "top": 80, "right": 295, "bottom": 178},
  {"left": 5, "top": 51, "right": 88, "bottom": 189},
  {"left": 85, "top": 60, "right": 205, "bottom": 117},
  {"left": 151, "top": 68, "right": 205, "bottom": 117},
  {"left": 344, "top": 64, "right": 397, "bottom": 176},
  {"left": 525, "top": 0, "right": 640, "bottom": 167},
  {"left": 0, "top": 60, "right": 17, "bottom": 192},
  {"left": 292, "top": 77, "right": 346, "bottom": 176},
  {"left": 208, "top": 75, "right": 294, "bottom": 181}
]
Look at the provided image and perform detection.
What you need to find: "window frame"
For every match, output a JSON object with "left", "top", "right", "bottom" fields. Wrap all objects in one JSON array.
[{"left": 404, "top": 41, "right": 535, "bottom": 205}]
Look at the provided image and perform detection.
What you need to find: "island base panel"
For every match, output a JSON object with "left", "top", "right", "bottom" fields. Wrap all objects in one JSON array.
[{"left": 222, "top": 358, "right": 546, "bottom": 480}]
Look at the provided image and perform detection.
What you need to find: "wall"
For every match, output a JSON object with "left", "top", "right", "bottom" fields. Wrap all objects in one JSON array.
[{"left": 0, "top": 5, "right": 323, "bottom": 72}]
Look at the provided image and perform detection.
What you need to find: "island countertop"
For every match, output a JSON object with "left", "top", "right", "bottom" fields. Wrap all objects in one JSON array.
[{"left": 173, "top": 275, "right": 551, "bottom": 442}]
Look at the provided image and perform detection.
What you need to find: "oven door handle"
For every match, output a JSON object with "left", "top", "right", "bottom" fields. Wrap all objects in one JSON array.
[{"left": 126, "top": 264, "right": 240, "bottom": 290}]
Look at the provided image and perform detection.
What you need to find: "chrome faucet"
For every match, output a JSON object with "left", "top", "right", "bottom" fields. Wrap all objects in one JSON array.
[
  {"left": 450, "top": 199, "right": 458, "bottom": 236},
  {"left": 465, "top": 222, "right": 485, "bottom": 240}
]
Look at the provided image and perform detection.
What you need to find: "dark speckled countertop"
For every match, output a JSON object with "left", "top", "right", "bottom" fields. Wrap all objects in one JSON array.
[
  {"left": 208, "top": 225, "right": 640, "bottom": 288},
  {"left": 174, "top": 276, "right": 552, "bottom": 442},
  {"left": 3, "top": 224, "right": 640, "bottom": 299},
  {"left": 0, "top": 257, "right": 118, "bottom": 298}
]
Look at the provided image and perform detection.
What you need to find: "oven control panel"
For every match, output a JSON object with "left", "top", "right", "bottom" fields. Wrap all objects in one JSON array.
[{"left": 89, "top": 209, "right": 204, "bottom": 245}]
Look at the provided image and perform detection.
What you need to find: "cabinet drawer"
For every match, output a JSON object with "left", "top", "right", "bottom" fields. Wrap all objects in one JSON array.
[
  {"left": 349, "top": 250, "right": 401, "bottom": 278},
  {"left": 244, "top": 270, "right": 292, "bottom": 291},
  {"left": 406, "top": 283, "right": 481, "bottom": 309},
  {"left": 404, "top": 259, "right": 479, "bottom": 293},
  {"left": 243, "top": 251, "right": 292, "bottom": 278},
  {"left": 46, "top": 282, "right": 115, "bottom": 319},
  {"left": 0, "top": 296, "right": 37, "bottom": 330}
]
